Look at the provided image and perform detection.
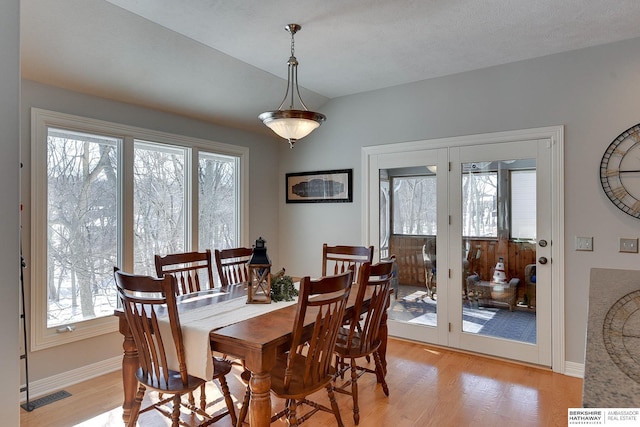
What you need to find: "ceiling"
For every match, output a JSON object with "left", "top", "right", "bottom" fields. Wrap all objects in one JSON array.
[{"left": 20, "top": 0, "right": 640, "bottom": 136}]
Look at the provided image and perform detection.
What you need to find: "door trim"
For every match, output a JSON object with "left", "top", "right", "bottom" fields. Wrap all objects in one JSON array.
[{"left": 362, "top": 126, "right": 565, "bottom": 373}]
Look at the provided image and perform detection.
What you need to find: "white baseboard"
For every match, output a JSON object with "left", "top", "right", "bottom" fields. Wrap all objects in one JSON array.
[
  {"left": 564, "top": 361, "right": 584, "bottom": 378},
  {"left": 20, "top": 356, "right": 121, "bottom": 403}
]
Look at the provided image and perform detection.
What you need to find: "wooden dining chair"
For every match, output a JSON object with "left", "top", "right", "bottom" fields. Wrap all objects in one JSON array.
[
  {"left": 114, "top": 268, "right": 233, "bottom": 427},
  {"left": 154, "top": 249, "right": 215, "bottom": 295},
  {"left": 154, "top": 250, "right": 237, "bottom": 425},
  {"left": 322, "top": 244, "right": 374, "bottom": 346},
  {"left": 237, "top": 270, "right": 354, "bottom": 427},
  {"left": 322, "top": 243, "right": 374, "bottom": 282},
  {"left": 214, "top": 247, "right": 252, "bottom": 287},
  {"left": 334, "top": 260, "right": 393, "bottom": 425}
]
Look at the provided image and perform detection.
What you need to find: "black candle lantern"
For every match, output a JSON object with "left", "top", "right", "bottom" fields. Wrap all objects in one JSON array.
[{"left": 247, "top": 237, "right": 271, "bottom": 304}]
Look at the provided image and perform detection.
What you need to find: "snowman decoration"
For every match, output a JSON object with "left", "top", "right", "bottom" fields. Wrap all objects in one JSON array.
[{"left": 491, "top": 257, "right": 507, "bottom": 297}]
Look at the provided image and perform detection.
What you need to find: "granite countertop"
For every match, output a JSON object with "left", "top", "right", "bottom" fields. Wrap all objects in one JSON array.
[{"left": 583, "top": 268, "right": 640, "bottom": 407}]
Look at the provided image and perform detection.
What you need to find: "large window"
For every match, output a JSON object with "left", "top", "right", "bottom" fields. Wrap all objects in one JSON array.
[
  {"left": 31, "top": 109, "right": 248, "bottom": 349},
  {"left": 45, "top": 129, "right": 119, "bottom": 329},
  {"left": 133, "top": 142, "right": 187, "bottom": 275},
  {"left": 198, "top": 152, "right": 239, "bottom": 251}
]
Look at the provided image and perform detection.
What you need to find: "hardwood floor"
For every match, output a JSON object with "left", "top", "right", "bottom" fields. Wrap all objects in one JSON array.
[{"left": 20, "top": 338, "right": 583, "bottom": 427}]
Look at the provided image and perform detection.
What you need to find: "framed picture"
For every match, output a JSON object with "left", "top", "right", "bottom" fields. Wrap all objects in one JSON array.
[{"left": 286, "top": 169, "right": 353, "bottom": 203}]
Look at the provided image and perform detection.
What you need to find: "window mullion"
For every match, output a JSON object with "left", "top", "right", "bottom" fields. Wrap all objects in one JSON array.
[
  {"left": 121, "top": 136, "right": 135, "bottom": 272},
  {"left": 188, "top": 146, "right": 197, "bottom": 251}
]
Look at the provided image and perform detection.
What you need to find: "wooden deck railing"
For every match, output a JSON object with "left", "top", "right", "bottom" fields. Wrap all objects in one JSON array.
[{"left": 389, "top": 235, "right": 536, "bottom": 287}]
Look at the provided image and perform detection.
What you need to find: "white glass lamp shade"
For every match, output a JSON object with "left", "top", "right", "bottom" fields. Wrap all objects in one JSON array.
[
  {"left": 266, "top": 117, "right": 319, "bottom": 140},
  {"left": 259, "top": 109, "right": 326, "bottom": 147}
]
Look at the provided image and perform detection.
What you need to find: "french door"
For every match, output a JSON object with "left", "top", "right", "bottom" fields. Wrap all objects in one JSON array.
[{"left": 364, "top": 127, "right": 563, "bottom": 368}]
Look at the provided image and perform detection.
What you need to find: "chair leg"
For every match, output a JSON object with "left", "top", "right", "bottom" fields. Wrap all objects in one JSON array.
[
  {"left": 236, "top": 384, "right": 251, "bottom": 426},
  {"left": 350, "top": 359, "right": 360, "bottom": 425},
  {"left": 336, "top": 354, "right": 347, "bottom": 379},
  {"left": 287, "top": 398, "right": 299, "bottom": 427},
  {"left": 218, "top": 375, "right": 238, "bottom": 426},
  {"left": 373, "top": 351, "right": 389, "bottom": 396},
  {"left": 236, "top": 368, "right": 253, "bottom": 427},
  {"left": 171, "top": 394, "right": 182, "bottom": 427},
  {"left": 127, "top": 384, "right": 145, "bottom": 427},
  {"left": 199, "top": 384, "right": 206, "bottom": 410},
  {"left": 326, "top": 383, "right": 345, "bottom": 427}
]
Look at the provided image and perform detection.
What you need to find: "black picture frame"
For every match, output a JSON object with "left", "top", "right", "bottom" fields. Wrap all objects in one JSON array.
[{"left": 286, "top": 169, "right": 353, "bottom": 203}]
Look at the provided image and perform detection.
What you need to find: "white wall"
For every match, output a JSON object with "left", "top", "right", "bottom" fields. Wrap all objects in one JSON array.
[
  {"left": 279, "top": 37, "right": 640, "bottom": 366},
  {"left": 17, "top": 32, "right": 640, "bottom": 390},
  {"left": 19, "top": 80, "right": 281, "bottom": 382},
  {"left": 1, "top": 0, "right": 21, "bottom": 424}
]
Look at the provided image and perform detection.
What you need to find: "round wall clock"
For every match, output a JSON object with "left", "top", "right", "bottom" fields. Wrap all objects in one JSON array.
[{"left": 600, "top": 123, "right": 640, "bottom": 218}]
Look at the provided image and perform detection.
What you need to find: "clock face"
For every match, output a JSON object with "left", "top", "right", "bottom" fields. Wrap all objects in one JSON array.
[{"left": 600, "top": 124, "right": 640, "bottom": 218}]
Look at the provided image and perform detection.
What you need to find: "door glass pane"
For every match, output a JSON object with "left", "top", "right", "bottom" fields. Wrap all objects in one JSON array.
[
  {"left": 462, "top": 159, "right": 537, "bottom": 344},
  {"left": 198, "top": 152, "right": 238, "bottom": 251},
  {"left": 133, "top": 141, "right": 186, "bottom": 275},
  {"left": 383, "top": 166, "right": 437, "bottom": 327},
  {"left": 46, "top": 128, "right": 120, "bottom": 327}
]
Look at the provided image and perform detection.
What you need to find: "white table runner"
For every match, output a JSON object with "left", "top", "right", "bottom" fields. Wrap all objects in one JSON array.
[{"left": 158, "top": 294, "right": 298, "bottom": 380}]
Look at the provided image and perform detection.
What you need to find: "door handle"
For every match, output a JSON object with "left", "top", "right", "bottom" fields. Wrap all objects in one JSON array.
[{"left": 538, "top": 256, "right": 548, "bottom": 264}]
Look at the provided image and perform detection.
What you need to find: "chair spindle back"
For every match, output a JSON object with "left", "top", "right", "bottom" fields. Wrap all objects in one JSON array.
[
  {"left": 322, "top": 244, "right": 374, "bottom": 281},
  {"left": 214, "top": 247, "right": 252, "bottom": 287},
  {"left": 154, "top": 250, "right": 215, "bottom": 295}
]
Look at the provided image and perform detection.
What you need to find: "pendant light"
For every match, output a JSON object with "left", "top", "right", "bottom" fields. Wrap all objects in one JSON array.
[{"left": 259, "top": 24, "right": 326, "bottom": 148}]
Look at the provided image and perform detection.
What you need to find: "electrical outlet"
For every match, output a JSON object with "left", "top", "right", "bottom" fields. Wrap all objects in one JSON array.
[
  {"left": 619, "top": 238, "right": 638, "bottom": 253},
  {"left": 575, "top": 236, "right": 593, "bottom": 251}
]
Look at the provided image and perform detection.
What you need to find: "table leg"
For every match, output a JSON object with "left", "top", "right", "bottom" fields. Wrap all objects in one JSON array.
[
  {"left": 119, "top": 319, "right": 140, "bottom": 426},
  {"left": 248, "top": 370, "right": 272, "bottom": 427}
]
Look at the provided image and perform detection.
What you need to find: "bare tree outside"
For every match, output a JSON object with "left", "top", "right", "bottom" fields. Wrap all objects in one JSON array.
[
  {"left": 133, "top": 142, "right": 186, "bottom": 275},
  {"left": 198, "top": 152, "right": 237, "bottom": 252},
  {"left": 462, "top": 169, "right": 498, "bottom": 238},
  {"left": 46, "top": 129, "right": 119, "bottom": 328},
  {"left": 392, "top": 175, "right": 437, "bottom": 235},
  {"left": 45, "top": 133, "right": 242, "bottom": 328}
]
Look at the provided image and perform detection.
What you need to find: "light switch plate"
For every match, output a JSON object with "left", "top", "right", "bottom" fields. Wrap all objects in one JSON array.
[
  {"left": 619, "top": 238, "right": 638, "bottom": 253},
  {"left": 575, "top": 236, "right": 593, "bottom": 251}
]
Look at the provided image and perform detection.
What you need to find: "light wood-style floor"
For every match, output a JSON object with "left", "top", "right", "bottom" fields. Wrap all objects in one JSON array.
[{"left": 20, "top": 338, "right": 583, "bottom": 427}]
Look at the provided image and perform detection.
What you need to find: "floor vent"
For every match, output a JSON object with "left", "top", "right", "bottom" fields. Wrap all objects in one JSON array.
[{"left": 21, "top": 390, "right": 71, "bottom": 411}]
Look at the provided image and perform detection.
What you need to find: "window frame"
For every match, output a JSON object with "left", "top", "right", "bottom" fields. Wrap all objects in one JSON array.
[{"left": 30, "top": 108, "right": 249, "bottom": 350}]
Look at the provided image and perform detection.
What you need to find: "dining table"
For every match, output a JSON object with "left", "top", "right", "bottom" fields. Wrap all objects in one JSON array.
[{"left": 114, "top": 281, "right": 389, "bottom": 427}]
